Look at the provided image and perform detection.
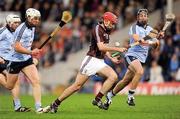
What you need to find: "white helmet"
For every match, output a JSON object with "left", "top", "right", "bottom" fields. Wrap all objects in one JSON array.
[
  {"left": 26, "top": 8, "right": 41, "bottom": 19},
  {"left": 6, "top": 14, "right": 21, "bottom": 25}
]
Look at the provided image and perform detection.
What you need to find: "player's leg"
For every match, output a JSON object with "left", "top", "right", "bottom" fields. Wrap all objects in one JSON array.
[
  {"left": 11, "top": 79, "right": 21, "bottom": 111},
  {"left": 112, "top": 69, "right": 135, "bottom": 95},
  {"left": 92, "top": 66, "right": 118, "bottom": 109},
  {"left": 127, "top": 59, "right": 144, "bottom": 106},
  {"left": 43, "top": 56, "right": 92, "bottom": 113},
  {"left": 103, "top": 56, "right": 138, "bottom": 109},
  {"left": 43, "top": 72, "right": 89, "bottom": 113},
  {"left": 22, "top": 64, "right": 42, "bottom": 113},
  {"left": 58, "top": 72, "right": 88, "bottom": 102},
  {"left": 6, "top": 67, "right": 30, "bottom": 112},
  {"left": 11, "top": 78, "right": 31, "bottom": 112},
  {"left": 107, "top": 69, "right": 134, "bottom": 97},
  {"left": 6, "top": 73, "right": 19, "bottom": 90},
  {"left": 1, "top": 61, "right": 29, "bottom": 112},
  {"left": 107, "top": 56, "right": 138, "bottom": 96},
  {"left": 104, "top": 69, "right": 134, "bottom": 109},
  {"left": 0, "top": 63, "right": 8, "bottom": 86},
  {"left": 0, "top": 73, "right": 7, "bottom": 86}
]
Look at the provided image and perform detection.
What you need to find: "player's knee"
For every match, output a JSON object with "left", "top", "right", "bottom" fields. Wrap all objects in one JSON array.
[
  {"left": 31, "top": 78, "right": 40, "bottom": 86},
  {"left": 6, "top": 85, "right": 14, "bottom": 90},
  {"left": 108, "top": 72, "right": 118, "bottom": 82},
  {"left": 136, "top": 69, "right": 144, "bottom": 76}
]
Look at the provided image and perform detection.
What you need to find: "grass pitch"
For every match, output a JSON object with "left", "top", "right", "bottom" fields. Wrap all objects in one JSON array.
[{"left": 0, "top": 94, "right": 180, "bottom": 119}]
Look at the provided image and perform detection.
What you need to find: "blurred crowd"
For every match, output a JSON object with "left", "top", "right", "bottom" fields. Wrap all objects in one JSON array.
[
  {"left": 0, "top": 0, "right": 179, "bottom": 84},
  {"left": 0, "top": 0, "right": 166, "bottom": 66},
  {"left": 146, "top": 17, "right": 180, "bottom": 82}
]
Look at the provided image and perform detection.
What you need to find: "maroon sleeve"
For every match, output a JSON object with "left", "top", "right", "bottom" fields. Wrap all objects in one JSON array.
[{"left": 94, "top": 25, "right": 104, "bottom": 42}]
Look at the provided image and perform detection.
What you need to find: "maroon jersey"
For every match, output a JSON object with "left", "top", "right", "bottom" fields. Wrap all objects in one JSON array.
[{"left": 87, "top": 24, "right": 110, "bottom": 59}]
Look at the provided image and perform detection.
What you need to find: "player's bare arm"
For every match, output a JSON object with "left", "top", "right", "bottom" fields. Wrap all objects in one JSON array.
[
  {"left": 132, "top": 34, "right": 140, "bottom": 42},
  {"left": 14, "top": 41, "right": 40, "bottom": 56},
  {"left": 97, "top": 42, "right": 127, "bottom": 52}
]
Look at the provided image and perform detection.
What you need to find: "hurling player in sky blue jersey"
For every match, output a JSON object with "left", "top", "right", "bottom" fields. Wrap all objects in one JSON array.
[
  {"left": 6, "top": 8, "right": 43, "bottom": 114},
  {"left": 104, "top": 9, "right": 164, "bottom": 109},
  {"left": 0, "top": 14, "right": 30, "bottom": 112}
]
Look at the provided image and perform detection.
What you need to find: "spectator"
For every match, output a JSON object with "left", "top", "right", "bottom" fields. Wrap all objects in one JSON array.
[
  {"left": 170, "top": 53, "right": 179, "bottom": 80},
  {"left": 0, "top": 0, "right": 170, "bottom": 78},
  {"left": 173, "top": 16, "right": 180, "bottom": 46},
  {"left": 150, "top": 60, "right": 164, "bottom": 83},
  {"left": 71, "top": 17, "right": 83, "bottom": 52}
]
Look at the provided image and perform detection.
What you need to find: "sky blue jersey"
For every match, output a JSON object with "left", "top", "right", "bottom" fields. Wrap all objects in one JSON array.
[
  {"left": 125, "top": 24, "right": 153, "bottom": 63},
  {"left": 0, "top": 26, "right": 15, "bottom": 60},
  {"left": 11, "top": 22, "right": 35, "bottom": 62}
]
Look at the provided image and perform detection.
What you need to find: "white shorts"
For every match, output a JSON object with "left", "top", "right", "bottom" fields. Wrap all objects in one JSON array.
[{"left": 79, "top": 56, "right": 108, "bottom": 76}]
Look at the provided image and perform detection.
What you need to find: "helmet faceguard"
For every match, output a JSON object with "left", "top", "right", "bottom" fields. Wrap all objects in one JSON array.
[
  {"left": 26, "top": 8, "right": 41, "bottom": 19},
  {"left": 137, "top": 9, "right": 148, "bottom": 16},
  {"left": 102, "top": 12, "right": 118, "bottom": 32},
  {"left": 26, "top": 8, "right": 41, "bottom": 27},
  {"left": 6, "top": 14, "right": 21, "bottom": 31}
]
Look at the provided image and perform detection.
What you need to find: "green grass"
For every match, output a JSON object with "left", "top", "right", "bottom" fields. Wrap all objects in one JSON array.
[{"left": 0, "top": 94, "right": 180, "bottom": 119}]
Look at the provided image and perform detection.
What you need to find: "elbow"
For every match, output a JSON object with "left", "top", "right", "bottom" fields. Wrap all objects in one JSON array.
[
  {"left": 132, "top": 34, "right": 140, "bottom": 42},
  {"left": 98, "top": 46, "right": 105, "bottom": 51},
  {"left": 13, "top": 44, "right": 20, "bottom": 52},
  {"left": 14, "top": 49, "right": 19, "bottom": 52}
]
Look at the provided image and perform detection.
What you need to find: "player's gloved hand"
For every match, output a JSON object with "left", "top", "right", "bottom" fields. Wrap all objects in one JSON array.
[
  {"left": 147, "top": 40, "right": 154, "bottom": 45},
  {"left": 31, "top": 48, "right": 42, "bottom": 57},
  {"left": 0, "top": 57, "right": 5, "bottom": 64},
  {"left": 151, "top": 39, "right": 160, "bottom": 50},
  {"left": 139, "top": 40, "right": 149, "bottom": 46},
  {"left": 157, "top": 31, "right": 165, "bottom": 39}
]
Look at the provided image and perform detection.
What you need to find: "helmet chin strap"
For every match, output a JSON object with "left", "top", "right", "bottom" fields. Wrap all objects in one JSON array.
[
  {"left": 6, "top": 24, "right": 15, "bottom": 32},
  {"left": 26, "top": 18, "right": 36, "bottom": 28}
]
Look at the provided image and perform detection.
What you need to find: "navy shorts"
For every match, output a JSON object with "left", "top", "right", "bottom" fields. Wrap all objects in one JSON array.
[
  {"left": 124, "top": 56, "right": 143, "bottom": 67},
  {"left": 8, "top": 58, "right": 33, "bottom": 74},
  {"left": 0, "top": 60, "right": 9, "bottom": 73}
]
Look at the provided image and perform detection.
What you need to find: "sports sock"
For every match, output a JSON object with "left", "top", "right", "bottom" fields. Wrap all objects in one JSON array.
[
  {"left": 128, "top": 89, "right": 135, "bottom": 98},
  {"left": 95, "top": 92, "right": 104, "bottom": 102},
  {"left": 52, "top": 98, "right": 61, "bottom": 107},
  {"left": 13, "top": 99, "right": 21, "bottom": 110},
  {"left": 107, "top": 90, "right": 116, "bottom": 99},
  {"left": 35, "top": 102, "right": 42, "bottom": 110}
]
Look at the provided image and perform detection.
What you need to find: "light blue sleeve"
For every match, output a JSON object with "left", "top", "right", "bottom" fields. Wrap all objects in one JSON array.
[
  {"left": 129, "top": 24, "right": 141, "bottom": 36},
  {"left": 0, "top": 30, "right": 6, "bottom": 41},
  {"left": 0, "top": 27, "right": 7, "bottom": 40},
  {"left": 129, "top": 24, "right": 141, "bottom": 42},
  {"left": 14, "top": 25, "right": 21, "bottom": 41},
  {"left": 147, "top": 26, "right": 153, "bottom": 34},
  {"left": 14, "top": 23, "right": 26, "bottom": 42}
]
